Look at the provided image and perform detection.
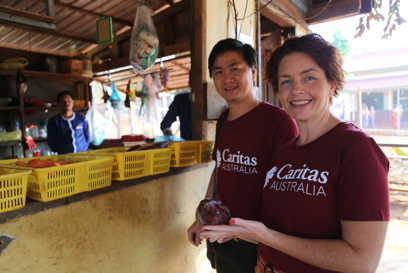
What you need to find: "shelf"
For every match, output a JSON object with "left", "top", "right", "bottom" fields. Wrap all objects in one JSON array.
[
  {"left": 0, "top": 106, "right": 21, "bottom": 111},
  {"left": 24, "top": 106, "right": 59, "bottom": 111},
  {"left": 0, "top": 140, "right": 21, "bottom": 147},
  {"left": 0, "top": 69, "right": 92, "bottom": 83},
  {"left": 0, "top": 69, "right": 91, "bottom": 159},
  {"left": 24, "top": 106, "right": 88, "bottom": 111},
  {"left": 32, "top": 138, "right": 48, "bottom": 142}
]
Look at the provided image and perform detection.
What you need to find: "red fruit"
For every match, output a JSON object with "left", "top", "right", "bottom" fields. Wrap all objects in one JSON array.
[{"left": 195, "top": 199, "right": 231, "bottom": 228}]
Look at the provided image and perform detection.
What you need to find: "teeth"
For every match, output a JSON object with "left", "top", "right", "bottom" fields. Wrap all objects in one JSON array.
[{"left": 291, "top": 100, "right": 310, "bottom": 106}]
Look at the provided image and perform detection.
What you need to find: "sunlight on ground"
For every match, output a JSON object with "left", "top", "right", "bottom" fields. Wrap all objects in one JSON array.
[{"left": 196, "top": 248, "right": 216, "bottom": 273}]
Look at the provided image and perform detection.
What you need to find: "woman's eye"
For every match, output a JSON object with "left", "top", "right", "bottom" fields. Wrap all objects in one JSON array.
[
  {"left": 305, "top": 76, "right": 315, "bottom": 81},
  {"left": 281, "top": 80, "right": 291, "bottom": 85}
]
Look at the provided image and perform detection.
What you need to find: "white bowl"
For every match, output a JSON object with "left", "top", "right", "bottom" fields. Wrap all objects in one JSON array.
[
  {"left": 43, "top": 103, "right": 52, "bottom": 107},
  {"left": 0, "top": 97, "right": 12, "bottom": 106}
]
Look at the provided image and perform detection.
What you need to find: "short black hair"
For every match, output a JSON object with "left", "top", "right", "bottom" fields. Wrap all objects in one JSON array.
[
  {"left": 57, "top": 90, "right": 74, "bottom": 101},
  {"left": 208, "top": 38, "right": 257, "bottom": 77}
]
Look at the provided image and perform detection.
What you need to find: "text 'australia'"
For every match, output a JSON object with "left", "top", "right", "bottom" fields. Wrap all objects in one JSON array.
[
  {"left": 220, "top": 149, "right": 259, "bottom": 175},
  {"left": 264, "top": 164, "right": 328, "bottom": 196}
]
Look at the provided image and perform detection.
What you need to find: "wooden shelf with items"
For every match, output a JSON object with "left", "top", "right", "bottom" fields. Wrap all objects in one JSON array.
[
  {"left": 0, "top": 69, "right": 92, "bottom": 83},
  {"left": 0, "top": 69, "right": 92, "bottom": 159}
]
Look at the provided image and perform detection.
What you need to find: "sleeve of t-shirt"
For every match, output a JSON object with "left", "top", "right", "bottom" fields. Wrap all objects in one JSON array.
[
  {"left": 160, "top": 96, "right": 180, "bottom": 132},
  {"left": 337, "top": 137, "right": 390, "bottom": 221},
  {"left": 271, "top": 112, "right": 299, "bottom": 151}
]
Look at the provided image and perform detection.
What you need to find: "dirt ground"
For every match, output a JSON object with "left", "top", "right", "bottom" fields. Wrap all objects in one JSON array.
[{"left": 377, "top": 192, "right": 408, "bottom": 272}]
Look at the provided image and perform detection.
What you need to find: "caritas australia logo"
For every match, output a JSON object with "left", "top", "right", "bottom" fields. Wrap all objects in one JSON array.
[
  {"left": 264, "top": 164, "right": 328, "bottom": 196},
  {"left": 216, "top": 149, "right": 258, "bottom": 174}
]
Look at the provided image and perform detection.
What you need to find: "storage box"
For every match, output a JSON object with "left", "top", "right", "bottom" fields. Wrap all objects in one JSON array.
[
  {"left": 0, "top": 131, "right": 21, "bottom": 142},
  {"left": 0, "top": 155, "right": 115, "bottom": 202},
  {"left": 82, "top": 59, "right": 93, "bottom": 77},
  {"left": 0, "top": 168, "right": 31, "bottom": 213},
  {"left": 168, "top": 141, "right": 215, "bottom": 167},
  {"left": 60, "top": 59, "right": 83, "bottom": 75},
  {"left": 83, "top": 147, "right": 172, "bottom": 181}
]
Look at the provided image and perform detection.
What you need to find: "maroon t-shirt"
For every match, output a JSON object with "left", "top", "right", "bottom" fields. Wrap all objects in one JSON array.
[
  {"left": 259, "top": 122, "right": 390, "bottom": 272},
  {"left": 212, "top": 101, "right": 299, "bottom": 221}
]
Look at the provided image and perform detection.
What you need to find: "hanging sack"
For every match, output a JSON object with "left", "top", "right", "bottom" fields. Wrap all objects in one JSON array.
[{"left": 129, "top": 4, "right": 159, "bottom": 73}]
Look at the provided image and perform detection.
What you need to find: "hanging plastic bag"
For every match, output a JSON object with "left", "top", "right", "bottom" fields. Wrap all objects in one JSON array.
[
  {"left": 129, "top": 4, "right": 159, "bottom": 73},
  {"left": 86, "top": 105, "right": 113, "bottom": 146},
  {"left": 109, "top": 81, "right": 124, "bottom": 109}
]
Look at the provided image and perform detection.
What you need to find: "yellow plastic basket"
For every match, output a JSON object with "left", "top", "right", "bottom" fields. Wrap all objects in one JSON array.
[
  {"left": 0, "top": 168, "right": 31, "bottom": 213},
  {"left": 167, "top": 141, "right": 215, "bottom": 167},
  {"left": 0, "top": 131, "right": 22, "bottom": 142},
  {"left": 82, "top": 147, "right": 172, "bottom": 181},
  {"left": 197, "top": 141, "right": 215, "bottom": 164},
  {"left": 0, "top": 155, "right": 115, "bottom": 202}
]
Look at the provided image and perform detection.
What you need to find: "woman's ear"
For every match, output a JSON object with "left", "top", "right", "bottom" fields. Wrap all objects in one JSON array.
[{"left": 329, "top": 82, "right": 337, "bottom": 97}]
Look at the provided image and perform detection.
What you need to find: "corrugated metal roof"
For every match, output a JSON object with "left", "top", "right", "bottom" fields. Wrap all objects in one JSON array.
[
  {"left": 93, "top": 54, "right": 190, "bottom": 93},
  {"left": 344, "top": 48, "right": 408, "bottom": 73},
  {"left": 344, "top": 74, "right": 408, "bottom": 91},
  {"left": 0, "top": 0, "right": 181, "bottom": 57},
  {"left": 343, "top": 48, "right": 408, "bottom": 91}
]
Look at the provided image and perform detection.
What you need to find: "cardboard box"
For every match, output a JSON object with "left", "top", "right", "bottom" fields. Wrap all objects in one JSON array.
[
  {"left": 82, "top": 59, "right": 93, "bottom": 77},
  {"left": 60, "top": 59, "right": 83, "bottom": 75}
]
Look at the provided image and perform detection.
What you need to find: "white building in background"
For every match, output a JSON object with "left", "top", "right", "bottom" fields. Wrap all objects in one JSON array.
[{"left": 332, "top": 47, "right": 408, "bottom": 130}]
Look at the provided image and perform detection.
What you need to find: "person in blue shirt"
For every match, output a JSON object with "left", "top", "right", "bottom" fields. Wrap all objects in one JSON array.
[
  {"left": 160, "top": 92, "right": 192, "bottom": 140},
  {"left": 47, "top": 90, "right": 90, "bottom": 154}
]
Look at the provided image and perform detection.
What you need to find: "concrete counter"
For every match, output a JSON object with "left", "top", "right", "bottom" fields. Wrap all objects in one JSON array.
[{"left": 0, "top": 162, "right": 214, "bottom": 272}]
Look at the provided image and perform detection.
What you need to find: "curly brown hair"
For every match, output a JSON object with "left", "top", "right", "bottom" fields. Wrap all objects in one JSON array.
[{"left": 263, "top": 33, "right": 345, "bottom": 99}]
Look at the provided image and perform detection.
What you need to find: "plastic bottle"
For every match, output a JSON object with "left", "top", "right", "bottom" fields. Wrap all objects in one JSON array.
[{"left": 14, "top": 119, "right": 20, "bottom": 131}]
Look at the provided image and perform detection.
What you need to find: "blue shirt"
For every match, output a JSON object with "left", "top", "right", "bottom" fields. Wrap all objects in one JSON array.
[{"left": 47, "top": 112, "right": 90, "bottom": 154}]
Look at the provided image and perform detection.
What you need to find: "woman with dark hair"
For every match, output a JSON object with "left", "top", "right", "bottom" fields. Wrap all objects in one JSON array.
[{"left": 200, "top": 34, "right": 390, "bottom": 273}]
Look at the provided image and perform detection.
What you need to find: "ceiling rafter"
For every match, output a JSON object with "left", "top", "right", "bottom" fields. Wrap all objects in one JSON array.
[
  {"left": 30, "top": 0, "right": 134, "bottom": 27},
  {"left": 0, "top": 21, "right": 95, "bottom": 44}
]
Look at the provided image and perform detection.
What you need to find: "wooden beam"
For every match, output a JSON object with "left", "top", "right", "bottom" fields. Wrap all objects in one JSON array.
[
  {"left": 153, "top": 0, "right": 190, "bottom": 23},
  {"left": 259, "top": 0, "right": 307, "bottom": 29},
  {"left": 306, "top": 0, "right": 361, "bottom": 25},
  {"left": 190, "top": 0, "right": 206, "bottom": 139},
  {"left": 0, "top": 4, "right": 55, "bottom": 23}
]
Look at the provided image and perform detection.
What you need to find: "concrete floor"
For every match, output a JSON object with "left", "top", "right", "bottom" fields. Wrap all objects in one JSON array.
[{"left": 378, "top": 193, "right": 408, "bottom": 272}]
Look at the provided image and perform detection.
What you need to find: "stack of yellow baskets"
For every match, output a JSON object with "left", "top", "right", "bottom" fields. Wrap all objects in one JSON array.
[
  {"left": 0, "top": 154, "right": 115, "bottom": 202},
  {"left": 0, "top": 168, "right": 31, "bottom": 213},
  {"left": 0, "top": 140, "right": 214, "bottom": 212}
]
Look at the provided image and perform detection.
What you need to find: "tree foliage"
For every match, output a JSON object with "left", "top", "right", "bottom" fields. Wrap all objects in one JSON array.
[
  {"left": 332, "top": 30, "right": 351, "bottom": 59},
  {"left": 355, "top": 0, "right": 406, "bottom": 39}
]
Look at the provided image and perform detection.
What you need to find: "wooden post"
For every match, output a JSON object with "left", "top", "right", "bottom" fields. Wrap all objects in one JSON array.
[{"left": 190, "top": 0, "right": 206, "bottom": 140}]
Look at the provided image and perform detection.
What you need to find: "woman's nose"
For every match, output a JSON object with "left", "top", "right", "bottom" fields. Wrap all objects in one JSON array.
[{"left": 292, "top": 81, "right": 304, "bottom": 94}]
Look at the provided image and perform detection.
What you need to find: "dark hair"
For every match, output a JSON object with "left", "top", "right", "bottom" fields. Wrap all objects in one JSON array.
[
  {"left": 263, "top": 33, "right": 345, "bottom": 98},
  {"left": 208, "top": 38, "right": 257, "bottom": 77},
  {"left": 57, "top": 90, "right": 74, "bottom": 101}
]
